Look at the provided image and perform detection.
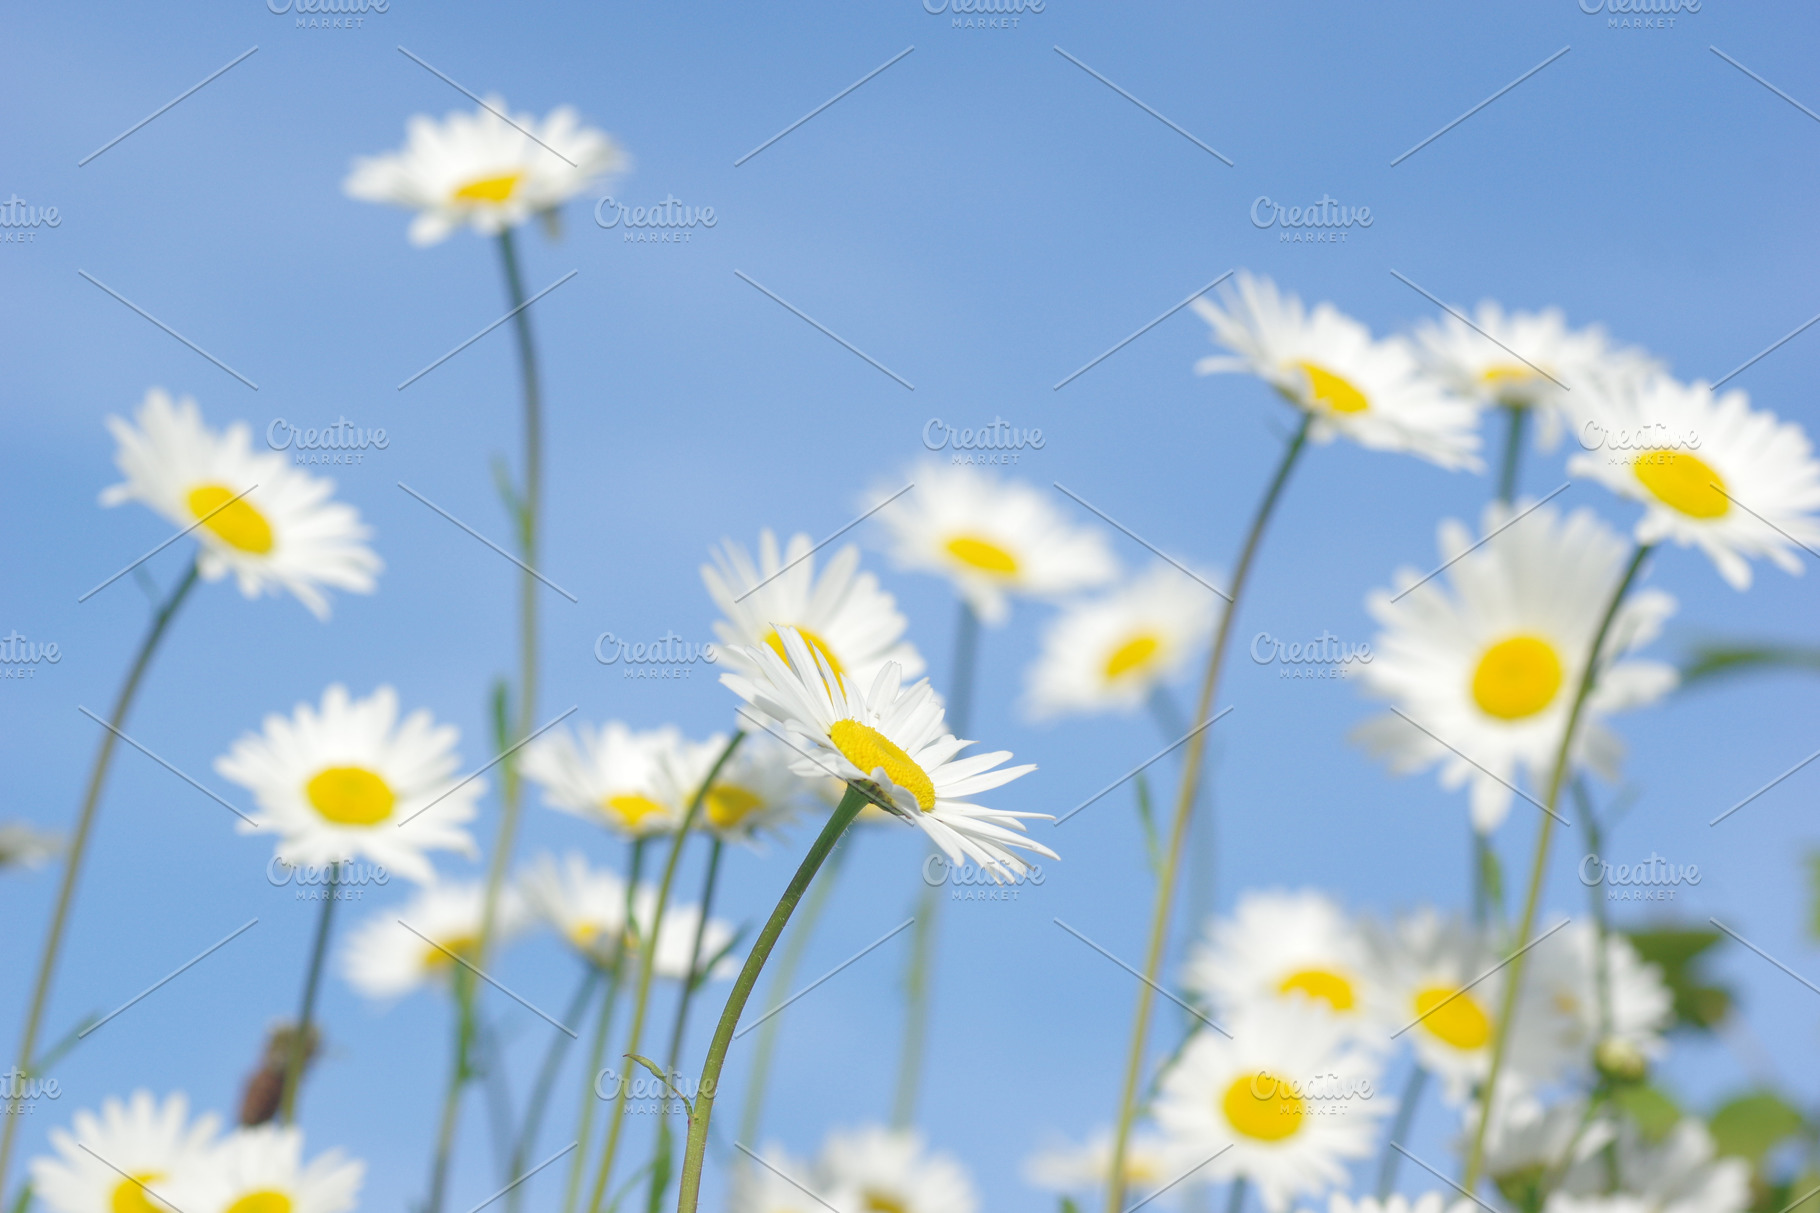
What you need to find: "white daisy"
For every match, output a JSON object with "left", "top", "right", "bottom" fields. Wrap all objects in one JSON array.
[
  {"left": 733, "top": 1144, "right": 853, "bottom": 1213},
  {"left": 1151, "top": 1003, "right": 1388, "bottom": 1213},
  {"left": 1329, "top": 1193, "right": 1469, "bottom": 1213},
  {"left": 166, "top": 1125, "right": 362, "bottom": 1213},
  {"left": 31, "top": 1091, "right": 219, "bottom": 1213},
  {"left": 517, "top": 853, "right": 737, "bottom": 981},
  {"left": 1024, "top": 563, "right": 1221, "bottom": 720},
  {"left": 722, "top": 627, "right": 1054, "bottom": 882},
  {"left": 100, "top": 389, "right": 381, "bottom": 620},
  {"left": 1569, "top": 377, "right": 1820, "bottom": 590},
  {"left": 214, "top": 684, "right": 479, "bottom": 885},
  {"left": 344, "top": 97, "right": 624, "bottom": 246},
  {"left": 658, "top": 732, "right": 807, "bottom": 842},
  {"left": 867, "top": 463, "right": 1117, "bottom": 625},
  {"left": 704, "top": 529, "right": 924, "bottom": 691},
  {"left": 629, "top": 883, "right": 740, "bottom": 983},
  {"left": 816, "top": 1126, "right": 979, "bottom": 1213},
  {"left": 1192, "top": 273, "right": 1482, "bottom": 471},
  {"left": 1468, "top": 1090, "right": 1614, "bottom": 1189},
  {"left": 1023, "top": 1129, "right": 1172, "bottom": 1197},
  {"left": 1524, "top": 920, "right": 1673, "bottom": 1072},
  {"left": 1551, "top": 1120, "right": 1750, "bottom": 1213},
  {"left": 342, "top": 878, "right": 527, "bottom": 1000},
  {"left": 1182, "top": 889, "right": 1380, "bottom": 1042},
  {"left": 521, "top": 721, "right": 686, "bottom": 838},
  {"left": 1354, "top": 503, "right": 1677, "bottom": 833}
]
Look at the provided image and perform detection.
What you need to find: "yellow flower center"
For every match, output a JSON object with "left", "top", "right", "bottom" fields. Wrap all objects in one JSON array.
[
  {"left": 1633, "top": 450, "right": 1729, "bottom": 519},
  {"left": 763, "top": 625, "right": 844, "bottom": 678},
  {"left": 603, "top": 794, "right": 672, "bottom": 832},
  {"left": 1277, "top": 967, "right": 1357, "bottom": 1012},
  {"left": 944, "top": 534, "right": 1020, "bottom": 576},
  {"left": 829, "top": 719, "right": 936, "bottom": 812},
  {"left": 1221, "top": 1073, "right": 1304, "bottom": 1142},
  {"left": 1413, "top": 985, "right": 1493, "bottom": 1050},
  {"left": 424, "top": 934, "right": 478, "bottom": 972},
  {"left": 706, "top": 783, "right": 766, "bottom": 830},
  {"left": 1479, "top": 364, "right": 1539, "bottom": 386},
  {"left": 186, "top": 483, "right": 274, "bottom": 554},
  {"left": 451, "top": 172, "right": 523, "bottom": 204},
  {"left": 111, "top": 1174, "right": 165, "bottom": 1213},
  {"left": 1296, "top": 361, "right": 1369, "bottom": 414},
  {"left": 568, "top": 921, "right": 606, "bottom": 951},
  {"left": 224, "top": 1192, "right": 293, "bottom": 1213},
  {"left": 862, "top": 1193, "right": 908, "bottom": 1213},
  {"left": 1104, "top": 632, "right": 1163, "bottom": 681},
  {"left": 1471, "top": 635, "right": 1564, "bottom": 721},
  {"left": 305, "top": 765, "right": 396, "bottom": 827}
]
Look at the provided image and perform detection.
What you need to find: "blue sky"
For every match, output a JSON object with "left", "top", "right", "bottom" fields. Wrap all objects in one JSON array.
[{"left": 4, "top": 2, "right": 1819, "bottom": 1212}]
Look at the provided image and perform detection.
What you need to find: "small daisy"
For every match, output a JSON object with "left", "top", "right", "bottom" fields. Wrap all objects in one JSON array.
[
  {"left": 521, "top": 721, "right": 686, "bottom": 838},
  {"left": 658, "top": 732, "right": 807, "bottom": 842},
  {"left": 215, "top": 685, "right": 479, "bottom": 885},
  {"left": 1551, "top": 1120, "right": 1750, "bottom": 1213},
  {"left": 167, "top": 1125, "right": 363, "bottom": 1213},
  {"left": 867, "top": 463, "right": 1117, "bottom": 625},
  {"left": 1569, "top": 377, "right": 1820, "bottom": 590},
  {"left": 816, "top": 1126, "right": 979, "bottom": 1213},
  {"left": 1151, "top": 1003, "right": 1388, "bottom": 1213},
  {"left": 1524, "top": 921, "right": 1673, "bottom": 1073},
  {"left": 723, "top": 627, "right": 1054, "bottom": 881},
  {"left": 1182, "top": 890, "right": 1379, "bottom": 1042},
  {"left": 342, "top": 878, "right": 526, "bottom": 1000},
  {"left": 32, "top": 1091, "right": 219, "bottom": 1213},
  {"left": 1354, "top": 503, "right": 1677, "bottom": 832},
  {"left": 704, "top": 529, "right": 924, "bottom": 690},
  {"left": 1023, "top": 1129, "right": 1171, "bottom": 1197},
  {"left": 629, "top": 883, "right": 740, "bottom": 983},
  {"left": 344, "top": 97, "right": 624, "bottom": 246},
  {"left": 1024, "top": 563, "right": 1221, "bottom": 720},
  {"left": 101, "top": 390, "right": 381, "bottom": 620},
  {"left": 733, "top": 1144, "right": 852, "bottom": 1213},
  {"left": 518, "top": 853, "right": 737, "bottom": 981},
  {"left": 1193, "top": 273, "right": 1481, "bottom": 471},
  {"left": 1468, "top": 1090, "right": 1613, "bottom": 1190}
]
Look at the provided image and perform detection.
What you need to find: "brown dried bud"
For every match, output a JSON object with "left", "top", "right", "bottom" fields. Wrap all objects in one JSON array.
[{"left": 238, "top": 1023, "right": 321, "bottom": 1126}]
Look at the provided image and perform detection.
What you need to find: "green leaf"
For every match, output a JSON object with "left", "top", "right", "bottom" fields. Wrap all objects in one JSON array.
[
  {"left": 1134, "top": 773, "right": 1162, "bottom": 881},
  {"left": 1061, "top": 1198, "right": 1082, "bottom": 1213},
  {"left": 1681, "top": 642, "right": 1820, "bottom": 686},
  {"left": 1611, "top": 1084, "right": 1680, "bottom": 1143},
  {"left": 1710, "top": 1091, "right": 1804, "bottom": 1165},
  {"left": 624, "top": 1054, "right": 690, "bottom": 1116},
  {"left": 1625, "top": 927, "right": 1733, "bottom": 1031}
]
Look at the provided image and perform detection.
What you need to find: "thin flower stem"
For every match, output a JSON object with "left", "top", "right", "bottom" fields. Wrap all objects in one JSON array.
[
  {"left": 279, "top": 867, "right": 339, "bottom": 1124},
  {"left": 587, "top": 734, "right": 745, "bottom": 1213},
  {"left": 1104, "top": 414, "right": 1311, "bottom": 1213},
  {"left": 675, "top": 786, "right": 870, "bottom": 1213},
  {"left": 1496, "top": 403, "right": 1527, "bottom": 505},
  {"left": 504, "top": 965, "right": 601, "bottom": 1213},
  {"left": 1226, "top": 1176, "right": 1248, "bottom": 1213},
  {"left": 1460, "top": 542, "right": 1654, "bottom": 1193},
  {"left": 0, "top": 558, "right": 199, "bottom": 1198},
  {"left": 1375, "top": 1065, "right": 1427, "bottom": 1198}
]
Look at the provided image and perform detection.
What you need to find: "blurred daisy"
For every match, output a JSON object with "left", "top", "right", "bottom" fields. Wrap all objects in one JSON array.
[
  {"left": 32, "top": 1091, "right": 218, "bottom": 1213},
  {"left": 1182, "top": 889, "right": 1379, "bottom": 1041},
  {"left": 521, "top": 721, "right": 686, "bottom": 838},
  {"left": 1024, "top": 563, "right": 1220, "bottom": 720},
  {"left": 659, "top": 732, "right": 806, "bottom": 842},
  {"left": 101, "top": 390, "right": 380, "bottom": 620},
  {"left": 1525, "top": 921, "right": 1673, "bottom": 1071},
  {"left": 215, "top": 684, "right": 479, "bottom": 885},
  {"left": 1552, "top": 1120, "right": 1749, "bottom": 1213},
  {"left": 704, "top": 529, "right": 924, "bottom": 690},
  {"left": 1330, "top": 1194, "right": 1466, "bottom": 1213},
  {"left": 344, "top": 97, "right": 624, "bottom": 246},
  {"left": 169, "top": 1125, "right": 362, "bottom": 1213},
  {"left": 868, "top": 464, "right": 1117, "bottom": 625},
  {"left": 629, "top": 883, "right": 740, "bottom": 983},
  {"left": 1151, "top": 1004, "right": 1387, "bottom": 1213},
  {"left": 1354, "top": 503, "right": 1677, "bottom": 832},
  {"left": 723, "top": 627, "right": 1053, "bottom": 881},
  {"left": 518, "top": 853, "right": 737, "bottom": 981},
  {"left": 1469, "top": 1090, "right": 1614, "bottom": 1193},
  {"left": 733, "top": 1144, "right": 851, "bottom": 1213},
  {"left": 1569, "top": 377, "right": 1820, "bottom": 590},
  {"left": 1023, "top": 1129, "right": 1171, "bottom": 1198},
  {"left": 1192, "top": 273, "right": 1481, "bottom": 471},
  {"left": 817, "top": 1126, "right": 979, "bottom": 1213},
  {"left": 343, "top": 878, "right": 526, "bottom": 1000}
]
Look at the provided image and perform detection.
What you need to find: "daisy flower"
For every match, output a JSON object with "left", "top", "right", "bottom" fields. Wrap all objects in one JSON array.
[
  {"left": 629, "top": 883, "right": 740, "bottom": 983},
  {"left": 658, "top": 732, "right": 807, "bottom": 842},
  {"left": 1524, "top": 921, "right": 1673, "bottom": 1071},
  {"left": 32, "top": 1091, "right": 219, "bottom": 1213},
  {"left": 1182, "top": 889, "right": 1380, "bottom": 1042},
  {"left": 816, "top": 1126, "right": 979, "bottom": 1213},
  {"left": 1024, "top": 563, "right": 1221, "bottom": 720},
  {"left": 215, "top": 684, "right": 479, "bottom": 885},
  {"left": 342, "top": 878, "right": 527, "bottom": 1000},
  {"left": 867, "top": 464, "right": 1117, "bottom": 625},
  {"left": 1551, "top": 1120, "right": 1749, "bottom": 1213},
  {"left": 1151, "top": 1003, "right": 1388, "bottom": 1213},
  {"left": 518, "top": 853, "right": 737, "bottom": 981},
  {"left": 733, "top": 1144, "right": 853, "bottom": 1213},
  {"left": 167, "top": 1125, "right": 362, "bottom": 1213},
  {"left": 344, "top": 97, "right": 624, "bottom": 246},
  {"left": 101, "top": 390, "right": 380, "bottom": 620},
  {"left": 1568, "top": 377, "right": 1820, "bottom": 590},
  {"left": 703, "top": 529, "right": 924, "bottom": 690},
  {"left": 722, "top": 627, "right": 1054, "bottom": 881},
  {"left": 1192, "top": 273, "right": 1481, "bottom": 471},
  {"left": 1023, "top": 1129, "right": 1171, "bottom": 1197},
  {"left": 1354, "top": 503, "right": 1677, "bottom": 832},
  {"left": 1468, "top": 1090, "right": 1614, "bottom": 1192},
  {"left": 521, "top": 721, "right": 686, "bottom": 838},
  {"left": 1330, "top": 1194, "right": 1467, "bottom": 1213}
]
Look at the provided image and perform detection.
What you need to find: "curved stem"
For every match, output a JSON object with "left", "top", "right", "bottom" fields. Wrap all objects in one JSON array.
[
  {"left": 1460, "top": 543, "right": 1653, "bottom": 1192},
  {"left": 1496, "top": 404, "right": 1527, "bottom": 505},
  {"left": 1375, "top": 1066, "right": 1427, "bottom": 1198},
  {"left": 675, "top": 787, "right": 869, "bottom": 1213},
  {"left": 505, "top": 966, "right": 601, "bottom": 1213},
  {"left": 1104, "top": 416, "right": 1310, "bottom": 1213},
  {"left": 563, "top": 841, "right": 645, "bottom": 1213},
  {"left": 0, "top": 558, "right": 199, "bottom": 1196},
  {"left": 279, "top": 867, "right": 339, "bottom": 1124}
]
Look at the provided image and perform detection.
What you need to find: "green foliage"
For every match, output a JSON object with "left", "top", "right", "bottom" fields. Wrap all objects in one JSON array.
[
  {"left": 1625, "top": 927, "right": 1733, "bottom": 1030},
  {"left": 1061, "top": 1198, "right": 1082, "bottom": 1213},
  {"left": 1710, "top": 1091, "right": 1805, "bottom": 1166},
  {"left": 1612, "top": 1084, "right": 1681, "bottom": 1143},
  {"left": 1681, "top": 642, "right": 1820, "bottom": 686}
]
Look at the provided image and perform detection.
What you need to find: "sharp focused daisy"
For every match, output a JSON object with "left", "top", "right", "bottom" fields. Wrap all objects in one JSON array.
[
  {"left": 101, "top": 390, "right": 381, "bottom": 620},
  {"left": 1024, "top": 562, "right": 1221, "bottom": 720},
  {"left": 342, "top": 878, "right": 526, "bottom": 1000},
  {"left": 1151, "top": 1004, "right": 1388, "bottom": 1213},
  {"left": 31, "top": 1091, "right": 219, "bottom": 1213},
  {"left": 658, "top": 732, "right": 807, "bottom": 842},
  {"left": 1569, "top": 377, "right": 1820, "bottom": 590},
  {"left": 1023, "top": 1129, "right": 1171, "bottom": 1197},
  {"left": 1182, "top": 889, "right": 1380, "bottom": 1042},
  {"left": 1354, "top": 503, "right": 1677, "bottom": 832},
  {"left": 215, "top": 684, "right": 480, "bottom": 885},
  {"left": 1192, "top": 273, "right": 1482, "bottom": 471},
  {"left": 816, "top": 1126, "right": 979, "bottom": 1213},
  {"left": 867, "top": 464, "right": 1117, "bottom": 625},
  {"left": 167, "top": 1125, "right": 363, "bottom": 1213},
  {"left": 1551, "top": 1120, "right": 1750, "bottom": 1213},
  {"left": 723, "top": 627, "right": 1054, "bottom": 881},
  {"left": 704, "top": 529, "right": 924, "bottom": 691},
  {"left": 520, "top": 721, "right": 686, "bottom": 838},
  {"left": 344, "top": 97, "right": 624, "bottom": 246}
]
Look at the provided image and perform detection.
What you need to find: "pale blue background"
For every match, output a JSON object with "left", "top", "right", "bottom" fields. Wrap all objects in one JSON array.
[{"left": 3, "top": 2, "right": 1818, "bottom": 1211}]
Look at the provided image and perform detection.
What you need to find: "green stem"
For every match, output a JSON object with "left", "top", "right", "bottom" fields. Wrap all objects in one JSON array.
[
  {"left": 1460, "top": 543, "right": 1653, "bottom": 1193},
  {"left": 1225, "top": 1177, "right": 1247, "bottom": 1213},
  {"left": 0, "top": 558, "right": 199, "bottom": 1198},
  {"left": 563, "top": 841, "right": 644, "bottom": 1213},
  {"left": 675, "top": 787, "right": 869, "bottom": 1213},
  {"left": 1375, "top": 1066, "right": 1427, "bottom": 1198},
  {"left": 1104, "top": 416, "right": 1310, "bottom": 1213},
  {"left": 279, "top": 867, "right": 339, "bottom": 1124},
  {"left": 505, "top": 966, "right": 601, "bottom": 1213},
  {"left": 1496, "top": 404, "right": 1527, "bottom": 505}
]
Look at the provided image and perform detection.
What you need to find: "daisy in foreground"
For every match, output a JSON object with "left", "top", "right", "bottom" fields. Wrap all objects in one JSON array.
[
  {"left": 816, "top": 1125, "right": 979, "bottom": 1213},
  {"left": 1354, "top": 502, "right": 1677, "bottom": 832},
  {"left": 31, "top": 1091, "right": 218, "bottom": 1213},
  {"left": 1193, "top": 272, "right": 1481, "bottom": 471},
  {"left": 344, "top": 96, "right": 624, "bottom": 245},
  {"left": 167, "top": 1125, "right": 363, "bottom": 1213},
  {"left": 215, "top": 684, "right": 480, "bottom": 884},
  {"left": 521, "top": 721, "right": 686, "bottom": 837},
  {"left": 724, "top": 627, "right": 1054, "bottom": 880},
  {"left": 343, "top": 878, "right": 527, "bottom": 1000},
  {"left": 102, "top": 390, "right": 380, "bottom": 619},
  {"left": 1569, "top": 377, "right": 1820, "bottom": 590},
  {"left": 1182, "top": 889, "right": 1379, "bottom": 1042}
]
